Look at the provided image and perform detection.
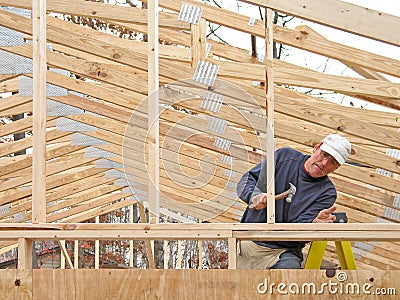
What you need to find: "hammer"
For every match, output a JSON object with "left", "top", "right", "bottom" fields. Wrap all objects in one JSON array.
[{"left": 249, "top": 182, "right": 296, "bottom": 209}]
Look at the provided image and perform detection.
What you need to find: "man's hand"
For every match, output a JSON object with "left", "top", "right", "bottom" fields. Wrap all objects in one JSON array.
[
  {"left": 250, "top": 193, "right": 268, "bottom": 210},
  {"left": 313, "top": 206, "right": 337, "bottom": 223}
]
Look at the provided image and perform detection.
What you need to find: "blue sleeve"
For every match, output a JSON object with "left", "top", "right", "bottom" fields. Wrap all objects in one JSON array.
[{"left": 236, "top": 161, "right": 264, "bottom": 204}]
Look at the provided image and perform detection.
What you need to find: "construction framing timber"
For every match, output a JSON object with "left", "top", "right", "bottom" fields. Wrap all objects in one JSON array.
[{"left": 0, "top": 0, "right": 399, "bottom": 298}]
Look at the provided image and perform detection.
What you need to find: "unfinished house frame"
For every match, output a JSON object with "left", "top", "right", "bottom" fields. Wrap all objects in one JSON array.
[{"left": 0, "top": 0, "right": 399, "bottom": 298}]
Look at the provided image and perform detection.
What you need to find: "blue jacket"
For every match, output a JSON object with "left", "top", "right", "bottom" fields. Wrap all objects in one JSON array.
[{"left": 237, "top": 148, "right": 336, "bottom": 250}]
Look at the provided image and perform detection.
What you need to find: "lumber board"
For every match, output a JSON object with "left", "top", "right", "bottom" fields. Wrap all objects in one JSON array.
[
  {"left": 275, "top": 25, "right": 400, "bottom": 78},
  {"left": 50, "top": 40, "right": 190, "bottom": 65},
  {"left": 0, "top": 115, "right": 56, "bottom": 137},
  {"left": 147, "top": 0, "right": 160, "bottom": 225},
  {"left": 60, "top": 199, "right": 134, "bottom": 223},
  {"left": 0, "top": 151, "right": 96, "bottom": 193},
  {"left": 243, "top": 0, "right": 400, "bottom": 46},
  {"left": 274, "top": 92, "right": 400, "bottom": 150},
  {"left": 0, "top": 223, "right": 400, "bottom": 241},
  {"left": 0, "top": 176, "right": 117, "bottom": 220},
  {"left": 0, "top": 143, "right": 85, "bottom": 179},
  {"left": 0, "top": 76, "right": 19, "bottom": 93},
  {"left": 0, "top": 0, "right": 189, "bottom": 29},
  {"left": 46, "top": 182, "right": 121, "bottom": 214},
  {"left": 0, "top": 102, "right": 32, "bottom": 116},
  {"left": 335, "top": 164, "right": 400, "bottom": 194},
  {"left": 1, "top": 166, "right": 107, "bottom": 206},
  {"left": 24, "top": 269, "right": 400, "bottom": 299},
  {"left": 0, "top": 270, "right": 32, "bottom": 298},
  {"left": 32, "top": 0, "right": 47, "bottom": 223},
  {"left": 331, "top": 176, "right": 396, "bottom": 208},
  {"left": 0, "top": 95, "right": 31, "bottom": 113},
  {"left": 212, "top": 58, "right": 400, "bottom": 107},
  {"left": 47, "top": 192, "right": 131, "bottom": 223},
  {"left": 0, "top": 74, "right": 18, "bottom": 82},
  {"left": 0, "top": 129, "right": 70, "bottom": 158}
]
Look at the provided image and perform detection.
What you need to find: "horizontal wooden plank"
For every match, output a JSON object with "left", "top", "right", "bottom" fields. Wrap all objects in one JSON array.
[
  {"left": 1, "top": 222, "right": 399, "bottom": 231},
  {"left": 25, "top": 269, "right": 399, "bottom": 299},
  {"left": 0, "top": 0, "right": 189, "bottom": 29},
  {"left": 243, "top": 0, "right": 400, "bottom": 46},
  {"left": 0, "top": 228, "right": 399, "bottom": 241}
]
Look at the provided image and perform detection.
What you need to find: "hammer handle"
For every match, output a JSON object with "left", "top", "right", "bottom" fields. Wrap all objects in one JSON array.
[{"left": 249, "top": 191, "right": 288, "bottom": 209}]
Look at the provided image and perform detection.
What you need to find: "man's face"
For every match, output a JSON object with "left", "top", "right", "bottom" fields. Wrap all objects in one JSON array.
[{"left": 304, "top": 143, "right": 340, "bottom": 178}]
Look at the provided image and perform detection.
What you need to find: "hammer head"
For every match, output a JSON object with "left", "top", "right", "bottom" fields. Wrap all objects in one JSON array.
[{"left": 285, "top": 182, "right": 296, "bottom": 203}]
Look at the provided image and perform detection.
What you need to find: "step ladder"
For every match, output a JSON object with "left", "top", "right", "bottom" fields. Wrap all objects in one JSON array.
[{"left": 304, "top": 240, "right": 357, "bottom": 270}]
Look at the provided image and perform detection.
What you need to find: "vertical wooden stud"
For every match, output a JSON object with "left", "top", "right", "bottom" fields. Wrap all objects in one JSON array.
[
  {"left": 265, "top": 8, "right": 275, "bottom": 224},
  {"left": 177, "top": 240, "right": 182, "bottom": 269},
  {"left": 129, "top": 204, "right": 134, "bottom": 268},
  {"left": 32, "top": 0, "right": 47, "bottom": 224},
  {"left": 60, "top": 240, "right": 66, "bottom": 269},
  {"left": 95, "top": 216, "right": 99, "bottom": 269},
  {"left": 147, "top": 0, "right": 160, "bottom": 225},
  {"left": 228, "top": 238, "right": 237, "bottom": 269},
  {"left": 74, "top": 240, "right": 79, "bottom": 269},
  {"left": 17, "top": 238, "right": 33, "bottom": 270},
  {"left": 163, "top": 240, "right": 168, "bottom": 269}
]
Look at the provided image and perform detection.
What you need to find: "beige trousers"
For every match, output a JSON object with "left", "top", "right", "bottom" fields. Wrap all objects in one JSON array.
[{"left": 237, "top": 241, "right": 286, "bottom": 269}]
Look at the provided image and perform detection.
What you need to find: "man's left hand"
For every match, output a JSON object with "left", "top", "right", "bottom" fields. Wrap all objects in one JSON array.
[{"left": 313, "top": 206, "right": 337, "bottom": 223}]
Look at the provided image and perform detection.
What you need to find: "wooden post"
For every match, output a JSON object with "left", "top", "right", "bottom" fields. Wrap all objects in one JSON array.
[
  {"left": 198, "top": 221, "right": 203, "bottom": 269},
  {"left": 32, "top": 0, "right": 47, "bottom": 224},
  {"left": 147, "top": 0, "right": 160, "bottom": 225},
  {"left": 177, "top": 240, "right": 182, "bottom": 269},
  {"left": 60, "top": 240, "right": 66, "bottom": 269},
  {"left": 74, "top": 240, "right": 79, "bottom": 269},
  {"left": 265, "top": 8, "right": 275, "bottom": 224},
  {"left": 129, "top": 204, "right": 134, "bottom": 268},
  {"left": 163, "top": 240, "right": 168, "bottom": 269},
  {"left": 198, "top": 239, "right": 203, "bottom": 269},
  {"left": 17, "top": 238, "right": 33, "bottom": 270},
  {"left": 95, "top": 216, "right": 99, "bottom": 269},
  {"left": 228, "top": 238, "right": 237, "bottom": 269},
  {"left": 138, "top": 204, "right": 155, "bottom": 268}
]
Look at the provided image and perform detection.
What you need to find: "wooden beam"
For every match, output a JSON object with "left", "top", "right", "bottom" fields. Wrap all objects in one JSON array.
[
  {"left": 147, "top": 0, "right": 160, "bottom": 225},
  {"left": 265, "top": 8, "right": 275, "bottom": 224},
  {"left": 17, "top": 238, "right": 32, "bottom": 270},
  {"left": 0, "top": 0, "right": 189, "bottom": 29},
  {"left": 0, "top": 152, "right": 97, "bottom": 196},
  {"left": 290, "top": 25, "right": 400, "bottom": 79},
  {"left": 243, "top": 0, "right": 400, "bottom": 46},
  {"left": 0, "top": 76, "right": 19, "bottom": 93},
  {"left": 32, "top": 0, "right": 47, "bottom": 223},
  {"left": 0, "top": 165, "right": 104, "bottom": 207},
  {"left": 0, "top": 223, "right": 400, "bottom": 241},
  {"left": 228, "top": 237, "right": 237, "bottom": 269}
]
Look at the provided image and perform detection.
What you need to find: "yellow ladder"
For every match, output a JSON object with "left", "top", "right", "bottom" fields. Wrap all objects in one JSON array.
[{"left": 304, "top": 241, "right": 357, "bottom": 270}]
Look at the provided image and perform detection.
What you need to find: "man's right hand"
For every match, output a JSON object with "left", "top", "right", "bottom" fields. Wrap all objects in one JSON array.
[{"left": 250, "top": 193, "right": 268, "bottom": 210}]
